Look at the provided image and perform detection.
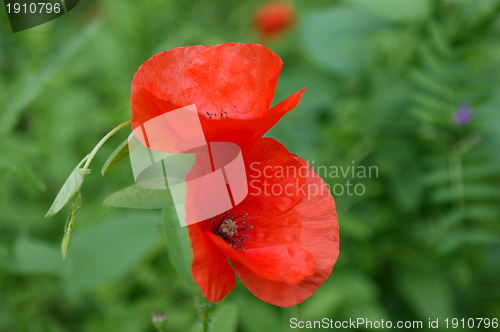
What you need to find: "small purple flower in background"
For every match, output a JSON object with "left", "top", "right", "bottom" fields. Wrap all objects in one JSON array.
[{"left": 454, "top": 104, "right": 472, "bottom": 125}]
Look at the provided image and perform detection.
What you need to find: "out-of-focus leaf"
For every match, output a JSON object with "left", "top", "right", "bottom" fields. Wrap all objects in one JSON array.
[
  {"left": 348, "top": 0, "right": 431, "bottom": 22},
  {"left": 300, "top": 272, "right": 382, "bottom": 320},
  {"left": 236, "top": 292, "right": 281, "bottom": 332},
  {"left": 423, "top": 168, "right": 451, "bottom": 187},
  {"left": 0, "top": 246, "right": 9, "bottom": 269},
  {"left": 412, "top": 92, "right": 452, "bottom": 113},
  {"left": 299, "top": 281, "right": 343, "bottom": 321},
  {"left": 63, "top": 212, "right": 160, "bottom": 296},
  {"left": 338, "top": 216, "right": 372, "bottom": 241},
  {"left": 397, "top": 267, "right": 455, "bottom": 319},
  {"left": 438, "top": 230, "right": 500, "bottom": 254},
  {"left": 390, "top": 162, "right": 423, "bottom": 214},
  {"left": 12, "top": 237, "right": 64, "bottom": 275},
  {"left": 432, "top": 183, "right": 500, "bottom": 204},
  {"left": 301, "top": 6, "right": 383, "bottom": 75},
  {"left": 103, "top": 185, "right": 172, "bottom": 209},
  {"left": 83, "top": 298, "right": 172, "bottom": 332},
  {"left": 210, "top": 303, "right": 238, "bottom": 332},
  {"left": 0, "top": 20, "right": 102, "bottom": 134},
  {"left": 45, "top": 166, "right": 89, "bottom": 217},
  {"left": 428, "top": 22, "right": 453, "bottom": 57},
  {"left": 466, "top": 204, "right": 499, "bottom": 221},
  {"left": 61, "top": 192, "right": 82, "bottom": 259},
  {"left": 161, "top": 206, "right": 195, "bottom": 288},
  {"left": 410, "top": 69, "right": 454, "bottom": 99},
  {"left": 0, "top": 156, "right": 46, "bottom": 191},
  {"left": 101, "top": 138, "right": 129, "bottom": 175},
  {"left": 463, "top": 162, "right": 500, "bottom": 180},
  {"left": 267, "top": 69, "right": 336, "bottom": 158}
]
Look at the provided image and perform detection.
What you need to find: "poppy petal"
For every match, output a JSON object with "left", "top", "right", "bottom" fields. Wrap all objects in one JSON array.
[
  {"left": 206, "top": 232, "right": 315, "bottom": 285},
  {"left": 233, "top": 155, "right": 339, "bottom": 306},
  {"left": 269, "top": 88, "right": 305, "bottom": 118},
  {"left": 231, "top": 138, "right": 306, "bottom": 220},
  {"left": 198, "top": 88, "right": 305, "bottom": 143},
  {"left": 131, "top": 44, "right": 304, "bottom": 144},
  {"left": 130, "top": 45, "right": 209, "bottom": 130},
  {"left": 184, "top": 43, "right": 283, "bottom": 119},
  {"left": 189, "top": 224, "right": 236, "bottom": 302}
]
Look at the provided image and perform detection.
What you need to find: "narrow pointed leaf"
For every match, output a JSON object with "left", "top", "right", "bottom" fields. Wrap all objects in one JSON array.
[
  {"left": 61, "top": 192, "right": 82, "bottom": 259},
  {"left": 101, "top": 138, "right": 129, "bottom": 175},
  {"left": 45, "top": 166, "right": 89, "bottom": 217},
  {"left": 161, "top": 206, "right": 195, "bottom": 288},
  {"left": 103, "top": 185, "right": 172, "bottom": 209}
]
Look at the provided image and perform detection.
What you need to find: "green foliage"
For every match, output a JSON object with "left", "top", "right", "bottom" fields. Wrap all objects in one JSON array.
[
  {"left": 12, "top": 236, "right": 64, "bottom": 275},
  {"left": 61, "top": 191, "right": 82, "bottom": 259},
  {"left": 1, "top": 0, "right": 499, "bottom": 331},
  {"left": 301, "top": 6, "right": 384, "bottom": 75},
  {"left": 161, "top": 206, "right": 195, "bottom": 288},
  {"left": 45, "top": 163, "right": 88, "bottom": 217},
  {"left": 347, "top": 0, "right": 431, "bottom": 22},
  {"left": 235, "top": 293, "right": 281, "bottom": 332},
  {"left": 209, "top": 304, "right": 239, "bottom": 332},
  {"left": 104, "top": 185, "right": 173, "bottom": 209},
  {"left": 101, "top": 138, "right": 129, "bottom": 176},
  {"left": 63, "top": 212, "right": 161, "bottom": 296}
]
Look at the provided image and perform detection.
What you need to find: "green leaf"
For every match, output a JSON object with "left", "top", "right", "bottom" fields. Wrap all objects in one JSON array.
[
  {"left": 423, "top": 167, "right": 451, "bottom": 187},
  {"left": 63, "top": 212, "right": 160, "bottom": 296},
  {"left": 61, "top": 192, "right": 82, "bottom": 259},
  {"left": 301, "top": 6, "right": 383, "bottom": 75},
  {"left": 0, "top": 20, "right": 102, "bottom": 135},
  {"left": 236, "top": 294, "right": 281, "bottom": 332},
  {"left": 412, "top": 92, "right": 452, "bottom": 113},
  {"left": 438, "top": 230, "right": 500, "bottom": 254},
  {"left": 466, "top": 204, "right": 499, "bottom": 221},
  {"left": 410, "top": 69, "right": 454, "bottom": 99},
  {"left": 13, "top": 237, "right": 64, "bottom": 275},
  {"left": 161, "top": 206, "right": 195, "bottom": 288},
  {"left": 210, "top": 303, "right": 238, "bottom": 332},
  {"left": 396, "top": 267, "right": 455, "bottom": 319},
  {"left": 428, "top": 22, "right": 452, "bottom": 57},
  {"left": 101, "top": 138, "right": 129, "bottom": 175},
  {"left": 45, "top": 165, "right": 90, "bottom": 217},
  {"left": 300, "top": 272, "right": 382, "bottom": 320},
  {"left": 348, "top": 0, "right": 431, "bottom": 22},
  {"left": 103, "top": 185, "right": 173, "bottom": 209},
  {"left": 0, "top": 156, "right": 46, "bottom": 191}
]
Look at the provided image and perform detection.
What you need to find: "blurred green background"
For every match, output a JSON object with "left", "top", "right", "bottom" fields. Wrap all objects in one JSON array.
[{"left": 1, "top": 0, "right": 500, "bottom": 331}]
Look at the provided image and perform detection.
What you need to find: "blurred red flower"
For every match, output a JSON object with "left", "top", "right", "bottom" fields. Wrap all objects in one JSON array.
[
  {"left": 130, "top": 43, "right": 304, "bottom": 144},
  {"left": 254, "top": 1, "right": 296, "bottom": 39},
  {"left": 188, "top": 138, "right": 339, "bottom": 307}
]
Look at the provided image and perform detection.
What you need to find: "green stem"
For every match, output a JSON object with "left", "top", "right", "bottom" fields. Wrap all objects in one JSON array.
[
  {"left": 203, "top": 298, "right": 210, "bottom": 332},
  {"left": 82, "top": 120, "right": 131, "bottom": 170}
]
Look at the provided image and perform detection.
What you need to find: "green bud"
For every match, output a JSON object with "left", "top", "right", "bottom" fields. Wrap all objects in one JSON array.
[{"left": 151, "top": 310, "right": 168, "bottom": 331}]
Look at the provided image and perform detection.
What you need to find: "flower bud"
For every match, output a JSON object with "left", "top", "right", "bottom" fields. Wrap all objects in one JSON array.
[{"left": 151, "top": 310, "right": 167, "bottom": 331}]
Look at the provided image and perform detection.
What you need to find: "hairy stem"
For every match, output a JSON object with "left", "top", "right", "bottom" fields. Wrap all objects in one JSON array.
[{"left": 203, "top": 298, "right": 210, "bottom": 332}]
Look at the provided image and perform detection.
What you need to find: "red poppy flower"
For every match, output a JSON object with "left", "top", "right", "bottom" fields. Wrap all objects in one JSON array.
[
  {"left": 130, "top": 43, "right": 305, "bottom": 144},
  {"left": 188, "top": 138, "right": 339, "bottom": 307},
  {"left": 254, "top": 1, "right": 296, "bottom": 39}
]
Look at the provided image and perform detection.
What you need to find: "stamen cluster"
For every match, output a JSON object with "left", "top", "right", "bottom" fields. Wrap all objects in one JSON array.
[{"left": 211, "top": 212, "right": 252, "bottom": 250}]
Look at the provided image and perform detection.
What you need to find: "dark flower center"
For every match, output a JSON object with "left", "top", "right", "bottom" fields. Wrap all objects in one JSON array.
[
  {"left": 211, "top": 212, "right": 252, "bottom": 250},
  {"left": 219, "top": 218, "right": 238, "bottom": 237}
]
